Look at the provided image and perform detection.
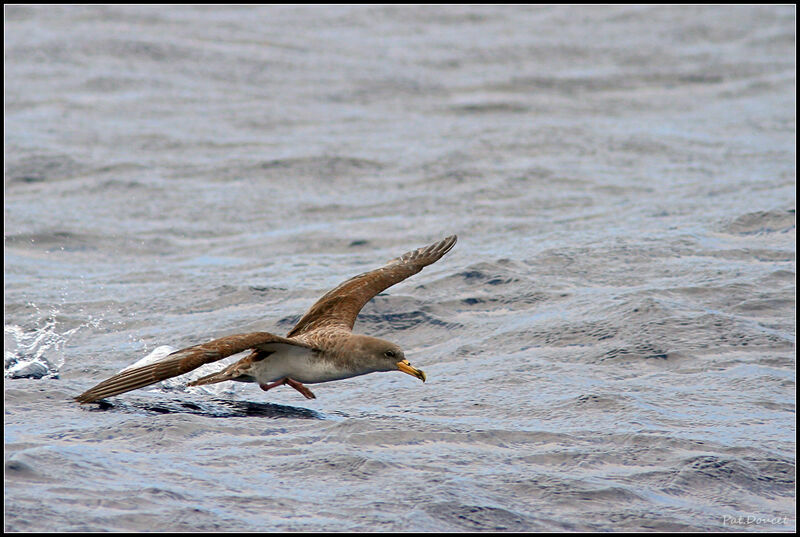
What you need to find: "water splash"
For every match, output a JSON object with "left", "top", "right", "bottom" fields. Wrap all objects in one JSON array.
[
  {"left": 4, "top": 303, "right": 99, "bottom": 379},
  {"left": 115, "top": 344, "right": 245, "bottom": 398}
]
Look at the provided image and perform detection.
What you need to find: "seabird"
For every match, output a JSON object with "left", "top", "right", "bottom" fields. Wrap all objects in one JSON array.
[{"left": 75, "top": 235, "right": 457, "bottom": 403}]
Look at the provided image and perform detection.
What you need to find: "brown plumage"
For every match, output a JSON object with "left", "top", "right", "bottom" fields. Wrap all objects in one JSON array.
[{"left": 75, "top": 235, "right": 457, "bottom": 403}]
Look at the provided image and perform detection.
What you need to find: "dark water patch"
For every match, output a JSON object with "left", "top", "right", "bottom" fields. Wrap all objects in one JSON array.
[
  {"left": 277, "top": 453, "right": 393, "bottom": 480},
  {"left": 138, "top": 486, "right": 187, "bottom": 503},
  {"left": 663, "top": 455, "right": 796, "bottom": 500},
  {"left": 275, "top": 314, "right": 302, "bottom": 331},
  {"left": 328, "top": 77, "right": 446, "bottom": 104},
  {"left": 4, "top": 231, "right": 98, "bottom": 252},
  {"left": 573, "top": 393, "right": 631, "bottom": 408},
  {"left": 514, "top": 292, "right": 793, "bottom": 363},
  {"left": 341, "top": 428, "right": 575, "bottom": 449},
  {"left": 5, "top": 154, "right": 88, "bottom": 184},
  {"left": 760, "top": 269, "right": 795, "bottom": 284},
  {"left": 357, "top": 310, "right": 461, "bottom": 332},
  {"left": 703, "top": 248, "right": 795, "bottom": 263},
  {"left": 487, "top": 64, "right": 786, "bottom": 98},
  {"left": 409, "top": 149, "right": 478, "bottom": 177},
  {"left": 83, "top": 176, "right": 154, "bottom": 194},
  {"left": 435, "top": 288, "right": 555, "bottom": 314},
  {"left": 653, "top": 312, "right": 793, "bottom": 353},
  {"left": 247, "top": 285, "right": 287, "bottom": 296},
  {"left": 409, "top": 168, "right": 485, "bottom": 186},
  {"left": 81, "top": 75, "right": 160, "bottom": 94},
  {"left": 661, "top": 283, "right": 761, "bottom": 312},
  {"left": 451, "top": 261, "right": 528, "bottom": 288},
  {"left": 79, "top": 37, "right": 201, "bottom": 64},
  {"left": 4, "top": 230, "right": 179, "bottom": 257},
  {"left": 730, "top": 297, "right": 795, "bottom": 314},
  {"left": 447, "top": 101, "right": 530, "bottom": 114},
  {"left": 508, "top": 474, "right": 645, "bottom": 506},
  {"left": 488, "top": 74, "right": 629, "bottom": 95},
  {"left": 92, "top": 161, "right": 150, "bottom": 175},
  {"left": 591, "top": 295, "right": 794, "bottom": 356},
  {"left": 522, "top": 319, "right": 619, "bottom": 347},
  {"left": 600, "top": 511, "right": 699, "bottom": 532},
  {"left": 181, "top": 284, "right": 286, "bottom": 313},
  {"left": 79, "top": 398, "right": 323, "bottom": 419},
  {"left": 609, "top": 296, "right": 679, "bottom": 321},
  {"left": 256, "top": 155, "right": 383, "bottom": 179},
  {"left": 748, "top": 457, "right": 796, "bottom": 495},
  {"left": 426, "top": 502, "right": 543, "bottom": 532},
  {"left": 601, "top": 344, "right": 671, "bottom": 362},
  {"left": 4, "top": 458, "right": 52, "bottom": 483},
  {"left": 193, "top": 155, "right": 385, "bottom": 188},
  {"left": 381, "top": 5, "right": 496, "bottom": 25},
  {"left": 720, "top": 209, "right": 795, "bottom": 235}
]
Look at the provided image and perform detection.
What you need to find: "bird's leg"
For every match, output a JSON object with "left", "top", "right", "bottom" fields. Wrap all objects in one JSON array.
[
  {"left": 259, "top": 379, "right": 286, "bottom": 392},
  {"left": 285, "top": 378, "right": 316, "bottom": 399},
  {"left": 259, "top": 377, "right": 316, "bottom": 399}
]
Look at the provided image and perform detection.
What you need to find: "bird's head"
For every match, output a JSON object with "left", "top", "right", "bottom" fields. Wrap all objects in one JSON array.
[{"left": 355, "top": 335, "right": 426, "bottom": 382}]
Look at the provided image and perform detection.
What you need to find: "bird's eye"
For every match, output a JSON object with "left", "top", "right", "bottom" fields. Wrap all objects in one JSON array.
[{"left": 384, "top": 350, "right": 396, "bottom": 358}]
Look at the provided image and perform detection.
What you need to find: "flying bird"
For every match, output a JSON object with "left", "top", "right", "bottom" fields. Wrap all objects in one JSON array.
[{"left": 75, "top": 235, "right": 457, "bottom": 403}]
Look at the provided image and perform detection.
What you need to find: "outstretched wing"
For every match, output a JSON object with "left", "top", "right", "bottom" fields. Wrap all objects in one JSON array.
[
  {"left": 74, "top": 332, "right": 312, "bottom": 403},
  {"left": 287, "top": 235, "right": 457, "bottom": 338}
]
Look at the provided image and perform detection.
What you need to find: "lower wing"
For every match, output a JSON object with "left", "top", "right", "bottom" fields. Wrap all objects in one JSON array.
[{"left": 74, "top": 332, "right": 312, "bottom": 403}]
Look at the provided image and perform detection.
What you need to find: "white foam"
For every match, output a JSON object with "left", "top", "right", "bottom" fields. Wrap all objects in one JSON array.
[
  {"left": 4, "top": 307, "right": 99, "bottom": 379},
  {"left": 118, "top": 344, "right": 247, "bottom": 398}
]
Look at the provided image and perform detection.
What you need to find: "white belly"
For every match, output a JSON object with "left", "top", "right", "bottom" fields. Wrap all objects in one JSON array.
[{"left": 248, "top": 346, "right": 356, "bottom": 385}]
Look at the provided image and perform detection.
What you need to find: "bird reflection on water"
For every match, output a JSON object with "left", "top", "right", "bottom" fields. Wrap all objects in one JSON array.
[{"left": 82, "top": 397, "right": 324, "bottom": 419}]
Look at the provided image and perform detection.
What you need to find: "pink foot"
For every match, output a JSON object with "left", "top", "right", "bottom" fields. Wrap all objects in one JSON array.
[
  {"left": 259, "top": 377, "right": 316, "bottom": 399},
  {"left": 259, "top": 379, "right": 285, "bottom": 392},
  {"left": 285, "top": 378, "right": 316, "bottom": 399}
]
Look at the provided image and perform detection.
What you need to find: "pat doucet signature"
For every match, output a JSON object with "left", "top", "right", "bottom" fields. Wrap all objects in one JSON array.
[{"left": 722, "top": 515, "right": 789, "bottom": 526}]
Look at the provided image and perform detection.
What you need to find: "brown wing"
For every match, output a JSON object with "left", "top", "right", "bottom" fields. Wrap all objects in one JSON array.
[
  {"left": 74, "top": 332, "right": 312, "bottom": 403},
  {"left": 287, "top": 235, "right": 457, "bottom": 338}
]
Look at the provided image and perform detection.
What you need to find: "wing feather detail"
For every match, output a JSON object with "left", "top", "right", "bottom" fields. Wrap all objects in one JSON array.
[
  {"left": 287, "top": 235, "right": 457, "bottom": 337},
  {"left": 74, "top": 332, "right": 312, "bottom": 403}
]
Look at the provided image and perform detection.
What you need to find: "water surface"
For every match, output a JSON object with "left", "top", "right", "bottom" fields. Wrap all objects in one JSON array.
[{"left": 4, "top": 5, "right": 796, "bottom": 532}]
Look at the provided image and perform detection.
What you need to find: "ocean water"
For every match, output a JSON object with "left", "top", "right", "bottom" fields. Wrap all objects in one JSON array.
[{"left": 3, "top": 5, "right": 795, "bottom": 532}]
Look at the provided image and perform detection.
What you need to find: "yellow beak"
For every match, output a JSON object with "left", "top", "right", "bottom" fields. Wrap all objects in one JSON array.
[{"left": 396, "top": 359, "right": 426, "bottom": 382}]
